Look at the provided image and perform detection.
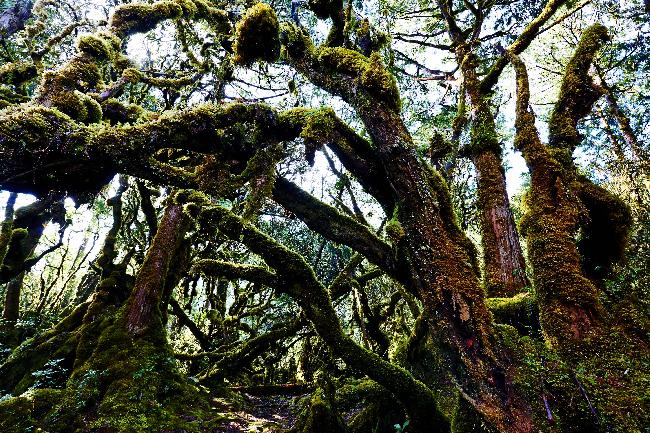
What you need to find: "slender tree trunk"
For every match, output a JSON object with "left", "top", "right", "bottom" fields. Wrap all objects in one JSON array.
[
  {"left": 124, "top": 199, "right": 188, "bottom": 336},
  {"left": 473, "top": 150, "right": 529, "bottom": 297},
  {"left": 2, "top": 271, "right": 24, "bottom": 322},
  {"left": 463, "top": 59, "right": 529, "bottom": 298}
]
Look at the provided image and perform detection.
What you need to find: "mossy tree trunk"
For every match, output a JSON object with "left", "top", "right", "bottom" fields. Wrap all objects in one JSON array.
[
  {"left": 508, "top": 27, "right": 647, "bottom": 430},
  {"left": 280, "top": 24, "right": 537, "bottom": 432},
  {"left": 472, "top": 148, "right": 529, "bottom": 297},
  {"left": 124, "top": 200, "right": 188, "bottom": 337},
  {"left": 453, "top": 35, "right": 529, "bottom": 299}
]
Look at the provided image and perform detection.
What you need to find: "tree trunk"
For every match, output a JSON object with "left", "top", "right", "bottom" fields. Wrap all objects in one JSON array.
[
  {"left": 124, "top": 200, "right": 188, "bottom": 336},
  {"left": 281, "top": 30, "right": 536, "bottom": 430},
  {"left": 2, "top": 272, "right": 24, "bottom": 323},
  {"left": 462, "top": 54, "right": 529, "bottom": 298},
  {"left": 473, "top": 150, "right": 529, "bottom": 297}
]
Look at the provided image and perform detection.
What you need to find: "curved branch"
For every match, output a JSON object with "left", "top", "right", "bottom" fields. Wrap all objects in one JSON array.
[
  {"left": 192, "top": 259, "right": 278, "bottom": 288},
  {"left": 480, "top": 0, "right": 570, "bottom": 92},
  {"left": 272, "top": 177, "right": 395, "bottom": 273}
]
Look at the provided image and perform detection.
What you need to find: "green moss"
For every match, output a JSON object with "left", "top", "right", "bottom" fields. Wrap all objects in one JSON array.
[
  {"left": 233, "top": 3, "right": 281, "bottom": 66},
  {"left": 280, "top": 22, "right": 314, "bottom": 60},
  {"left": 109, "top": 1, "right": 184, "bottom": 37},
  {"left": 451, "top": 397, "right": 496, "bottom": 433},
  {"left": 37, "top": 42, "right": 108, "bottom": 124},
  {"left": 0, "top": 395, "right": 35, "bottom": 433},
  {"left": 76, "top": 33, "right": 120, "bottom": 61},
  {"left": 9, "top": 227, "right": 28, "bottom": 241},
  {"left": 385, "top": 205, "right": 405, "bottom": 243},
  {"left": 122, "top": 67, "right": 143, "bottom": 83},
  {"left": 0, "top": 105, "right": 76, "bottom": 150},
  {"left": 468, "top": 105, "right": 500, "bottom": 155},
  {"left": 0, "top": 61, "right": 37, "bottom": 86},
  {"left": 0, "top": 302, "right": 222, "bottom": 432},
  {"left": 317, "top": 47, "right": 401, "bottom": 111},
  {"left": 294, "top": 387, "right": 346, "bottom": 433},
  {"left": 549, "top": 24, "right": 609, "bottom": 150},
  {"left": 0, "top": 222, "right": 13, "bottom": 266},
  {"left": 101, "top": 98, "right": 144, "bottom": 124},
  {"left": 45, "top": 88, "right": 103, "bottom": 124},
  {"left": 336, "top": 379, "right": 405, "bottom": 433},
  {"left": 487, "top": 292, "right": 539, "bottom": 336},
  {"left": 0, "top": 86, "right": 29, "bottom": 107},
  {"left": 297, "top": 107, "right": 336, "bottom": 163},
  {"left": 240, "top": 143, "right": 283, "bottom": 219}
]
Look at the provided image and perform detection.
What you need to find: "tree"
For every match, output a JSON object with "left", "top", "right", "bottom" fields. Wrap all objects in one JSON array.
[{"left": 0, "top": 0, "right": 647, "bottom": 432}]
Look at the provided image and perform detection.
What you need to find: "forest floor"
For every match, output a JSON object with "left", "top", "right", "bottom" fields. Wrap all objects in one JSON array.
[{"left": 210, "top": 386, "right": 309, "bottom": 432}]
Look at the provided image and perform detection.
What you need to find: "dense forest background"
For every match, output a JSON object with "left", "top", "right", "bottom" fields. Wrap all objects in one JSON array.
[{"left": 0, "top": 0, "right": 648, "bottom": 432}]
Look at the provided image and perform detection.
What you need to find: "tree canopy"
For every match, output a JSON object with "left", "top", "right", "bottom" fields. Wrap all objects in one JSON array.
[{"left": 0, "top": 0, "right": 648, "bottom": 432}]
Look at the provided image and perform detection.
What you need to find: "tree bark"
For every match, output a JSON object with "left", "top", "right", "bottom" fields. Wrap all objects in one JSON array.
[
  {"left": 2, "top": 272, "right": 24, "bottom": 323},
  {"left": 473, "top": 150, "right": 529, "bottom": 296},
  {"left": 124, "top": 199, "right": 189, "bottom": 336}
]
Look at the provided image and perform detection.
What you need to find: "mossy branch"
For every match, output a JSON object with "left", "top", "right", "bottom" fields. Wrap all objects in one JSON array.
[
  {"left": 0, "top": 61, "right": 37, "bottom": 86},
  {"left": 109, "top": 0, "right": 229, "bottom": 39},
  {"left": 191, "top": 259, "right": 278, "bottom": 288},
  {"left": 272, "top": 177, "right": 396, "bottom": 274},
  {"left": 481, "top": 0, "right": 570, "bottom": 92},
  {"left": 548, "top": 24, "right": 609, "bottom": 150},
  {"left": 280, "top": 23, "right": 402, "bottom": 113},
  {"left": 168, "top": 297, "right": 211, "bottom": 351}
]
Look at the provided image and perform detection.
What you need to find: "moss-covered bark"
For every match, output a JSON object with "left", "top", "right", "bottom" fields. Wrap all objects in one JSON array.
[
  {"left": 124, "top": 198, "right": 189, "bottom": 336},
  {"left": 513, "top": 25, "right": 632, "bottom": 351},
  {"left": 509, "top": 30, "right": 648, "bottom": 431},
  {"left": 472, "top": 149, "right": 529, "bottom": 297},
  {"left": 0, "top": 2, "right": 645, "bottom": 432}
]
